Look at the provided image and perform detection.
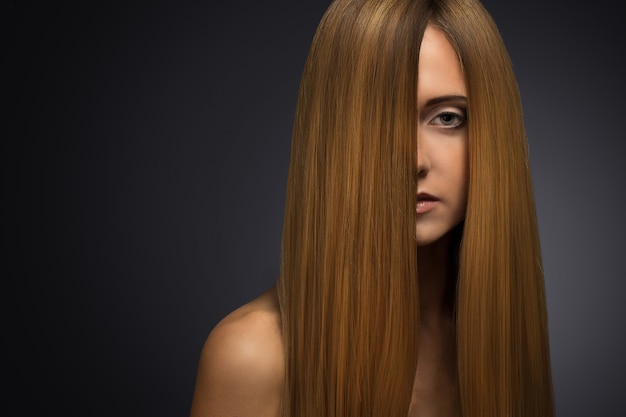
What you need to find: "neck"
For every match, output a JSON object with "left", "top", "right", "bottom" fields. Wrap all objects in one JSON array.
[{"left": 417, "top": 233, "right": 456, "bottom": 328}]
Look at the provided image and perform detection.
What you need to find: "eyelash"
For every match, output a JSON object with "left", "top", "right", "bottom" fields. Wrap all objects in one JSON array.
[{"left": 430, "top": 111, "right": 467, "bottom": 128}]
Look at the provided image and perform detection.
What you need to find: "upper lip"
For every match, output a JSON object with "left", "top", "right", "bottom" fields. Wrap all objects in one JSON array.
[{"left": 417, "top": 192, "right": 439, "bottom": 201}]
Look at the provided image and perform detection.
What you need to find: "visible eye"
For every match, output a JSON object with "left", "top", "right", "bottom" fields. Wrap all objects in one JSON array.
[{"left": 430, "top": 111, "right": 466, "bottom": 128}]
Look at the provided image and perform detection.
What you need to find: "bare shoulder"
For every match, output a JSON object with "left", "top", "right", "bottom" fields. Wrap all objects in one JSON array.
[{"left": 189, "top": 285, "right": 284, "bottom": 417}]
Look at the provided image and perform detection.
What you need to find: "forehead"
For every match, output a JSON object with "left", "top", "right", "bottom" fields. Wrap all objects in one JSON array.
[{"left": 417, "top": 26, "right": 466, "bottom": 101}]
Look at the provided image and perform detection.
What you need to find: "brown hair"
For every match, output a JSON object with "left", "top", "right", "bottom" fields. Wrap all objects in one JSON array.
[{"left": 277, "top": 0, "right": 553, "bottom": 415}]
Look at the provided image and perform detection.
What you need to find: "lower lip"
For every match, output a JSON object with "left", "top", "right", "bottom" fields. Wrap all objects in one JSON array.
[{"left": 416, "top": 200, "right": 438, "bottom": 214}]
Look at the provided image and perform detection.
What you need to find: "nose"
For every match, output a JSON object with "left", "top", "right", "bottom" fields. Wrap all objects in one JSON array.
[{"left": 416, "top": 129, "right": 429, "bottom": 178}]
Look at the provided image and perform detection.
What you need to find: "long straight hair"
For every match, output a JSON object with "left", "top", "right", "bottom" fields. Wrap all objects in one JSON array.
[{"left": 277, "top": 0, "right": 553, "bottom": 416}]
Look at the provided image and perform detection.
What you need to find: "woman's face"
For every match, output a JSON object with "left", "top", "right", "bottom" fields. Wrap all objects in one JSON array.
[{"left": 415, "top": 25, "right": 468, "bottom": 247}]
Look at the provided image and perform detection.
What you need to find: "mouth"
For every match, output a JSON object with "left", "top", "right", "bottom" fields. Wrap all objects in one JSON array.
[{"left": 416, "top": 193, "right": 439, "bottom": 214}]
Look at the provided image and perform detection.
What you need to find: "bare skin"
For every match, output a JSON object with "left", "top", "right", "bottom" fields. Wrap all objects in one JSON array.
[{"left": 188, "top": 286, "right": 284, "bottom": 417}]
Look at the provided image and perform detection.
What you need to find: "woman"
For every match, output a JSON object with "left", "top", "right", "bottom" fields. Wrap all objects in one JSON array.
[{"left": 190, "top": 0, "right": 554, "bottom": 416}]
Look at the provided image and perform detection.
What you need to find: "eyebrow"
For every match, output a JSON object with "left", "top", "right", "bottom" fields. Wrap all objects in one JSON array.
[{"left": 423, "top": 95, "right": 468, "bottom": 108}]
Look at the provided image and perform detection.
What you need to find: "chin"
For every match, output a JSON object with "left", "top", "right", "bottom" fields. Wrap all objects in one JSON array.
[
  {"left": 414, "top": 230, "right": 445, "bottom": 247},
  {"left": 415, "top": 220, "right": 464, "bottom": 248}
]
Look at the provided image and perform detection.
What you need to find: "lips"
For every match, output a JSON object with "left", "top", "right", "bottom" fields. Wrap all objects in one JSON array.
[{"left": 416, "top": 193, "right": 439, "bottom": 214}]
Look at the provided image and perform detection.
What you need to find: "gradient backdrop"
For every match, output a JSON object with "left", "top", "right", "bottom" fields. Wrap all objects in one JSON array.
[{"left": 10, "top": 1, "right": 625, "bottom": 415}]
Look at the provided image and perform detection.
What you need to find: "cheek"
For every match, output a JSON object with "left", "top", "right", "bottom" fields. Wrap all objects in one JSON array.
[{"left": 445, "top": 145, "right": 468, "bottom": 186}]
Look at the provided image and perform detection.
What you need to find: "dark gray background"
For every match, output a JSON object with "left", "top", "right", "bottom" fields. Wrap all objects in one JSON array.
[{"left": 9, "top": 1, "right": 625, "bottom": 415}]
